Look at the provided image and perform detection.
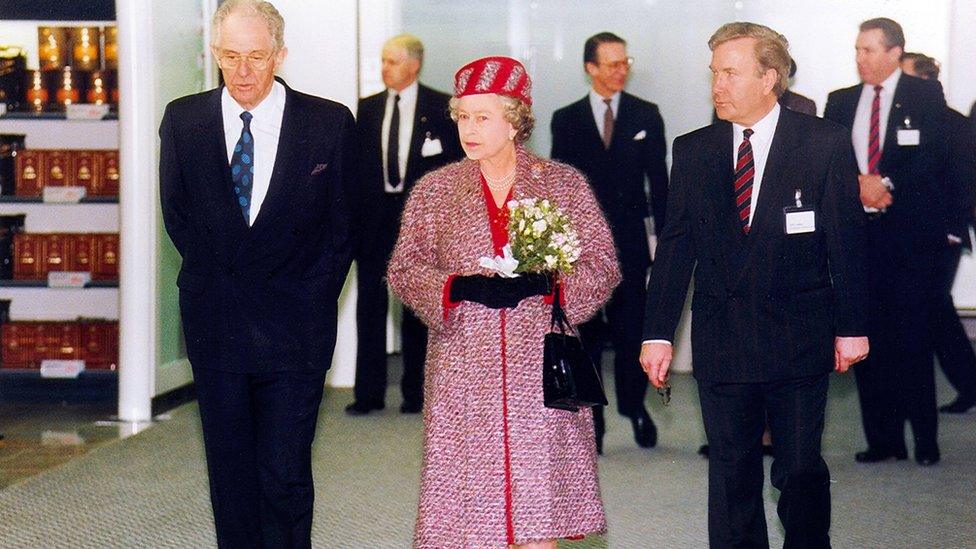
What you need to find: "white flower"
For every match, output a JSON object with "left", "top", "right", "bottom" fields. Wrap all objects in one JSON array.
[
  {"left": 532, "top": 219, "right": 548, "bottom": 233},
  {"left": 478, "top": 244, "right": 520, "bottom": 278}
]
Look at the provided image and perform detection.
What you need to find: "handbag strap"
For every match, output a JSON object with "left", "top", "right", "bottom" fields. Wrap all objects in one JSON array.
[{"left": 550, "top": 281, "right": 573, "bottom": 335}]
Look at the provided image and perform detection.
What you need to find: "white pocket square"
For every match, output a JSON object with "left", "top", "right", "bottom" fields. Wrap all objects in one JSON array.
[
  {"left": 633, "top": 130, "right": 647, "bottom": 141},
  {"left": 310, "top": 163, "right": 328, "bottom": 175}
]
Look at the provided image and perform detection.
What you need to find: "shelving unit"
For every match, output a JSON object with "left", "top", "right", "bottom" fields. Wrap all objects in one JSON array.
[{"left": 0, "top": 18, "right": 120, "bottom": 385}]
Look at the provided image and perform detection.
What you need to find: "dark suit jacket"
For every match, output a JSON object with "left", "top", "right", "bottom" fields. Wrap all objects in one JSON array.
[
  {"left": 824, "top": 73, "right": 951, "bottom": 260},
  {"left": 643, "top": 109, "right": 868, "bottom": 383},
  {"left": 159, "top": 79, "right": 357, "bottom": 373},
  {"left": 945, "top": 108, "right": 976, "bottom": 248},
  {"left": 355, "top": 83, "right": 462, "bottom": 256},
  {"left": 551, "top": 92, "right": 668, "bottom": 271}
]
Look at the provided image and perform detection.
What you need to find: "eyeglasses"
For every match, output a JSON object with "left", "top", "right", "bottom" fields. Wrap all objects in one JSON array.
[
  {"left": 599, "top": 57, "right": 635, "bottom": 71},
  {"left": 217, "top": 51, "right": 274, "bottom": 71},
  {"left": 656, "top": 380, "right": 671, "bottom": 406}
]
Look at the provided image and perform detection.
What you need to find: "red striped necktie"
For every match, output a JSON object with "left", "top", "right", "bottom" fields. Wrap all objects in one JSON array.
[
  {"left": 867, "top": 85, "right": 882, "bottom": 174},
  {"left": 734, "top": 128, "right": 755, "bottom": 234}
]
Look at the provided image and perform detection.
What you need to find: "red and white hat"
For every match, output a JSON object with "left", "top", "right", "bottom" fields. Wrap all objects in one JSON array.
[{"left": 453, "top": 56, "right": 532, "bottom": 105}]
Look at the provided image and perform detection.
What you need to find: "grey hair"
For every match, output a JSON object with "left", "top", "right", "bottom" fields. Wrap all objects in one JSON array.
[
  {"left": 211, "top": 0, "right": 285, "bottom": 51},
  {"left": 385, "top": 34, "right": 424, "bottom": 67}
]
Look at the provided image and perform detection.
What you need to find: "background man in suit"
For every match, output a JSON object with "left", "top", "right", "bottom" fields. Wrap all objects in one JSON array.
[
  {"left": 551, "top": 32, "right": 669, "bottom": 453},
  {"left": 900, "top": 52, "right": 976, "bottom": 415},
  {"left": 641, "top": 23, "right": 868, "bottom": 547},
  {"left": 159, "top": 1, "right": 357, "bottom": 546},
  {"left": 347, "top": 34, "right": 462, "bottom": 416},
  {"left": 825, "top": 18, "right": 951, "bottom": 465}
]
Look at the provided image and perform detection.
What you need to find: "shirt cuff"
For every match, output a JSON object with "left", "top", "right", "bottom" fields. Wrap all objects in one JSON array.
[
  {"left": 948, "top": 233, "right": 963, "bottom": 244},
  {"left": 642, "top": 339, "right": 672, "bottom": 346},
  {"left": 442, "top": 275, "right": 460, "bottom": 321}
]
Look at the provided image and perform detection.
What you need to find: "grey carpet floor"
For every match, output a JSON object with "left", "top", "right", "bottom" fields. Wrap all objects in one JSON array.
[{"left": 0, "top": 368, "right": 974, "bottom": 548}]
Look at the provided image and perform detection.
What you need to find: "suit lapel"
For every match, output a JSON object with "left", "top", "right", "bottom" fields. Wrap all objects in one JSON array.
[
  {"left": 749, "top": 108, "right": 800, "bottom": 238},
  {"left": 250, "top": 84, "right": 307, "bottom": 232},
  {"left": 406, "top": 85, "right": 431, "bottom": 181},
  {"left": 574, "top": 97, "right": 606, "bottom": 153},
  {"left": 881, "top": 73, "right": 907, "bottom": 172},
  {"left": 196, "top": 87, "right": 249, "bottom": 247}
]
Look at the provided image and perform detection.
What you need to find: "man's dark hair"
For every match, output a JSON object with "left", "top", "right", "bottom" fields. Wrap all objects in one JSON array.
[
  {"left": 859, "top": 17, "right": 905, "bottom": 50},
  {"left": 584, "top": 32, "right": 626, "bottom": 65},
  {"left": 901, "top": 52, "right": 940, "bottom": 80}
]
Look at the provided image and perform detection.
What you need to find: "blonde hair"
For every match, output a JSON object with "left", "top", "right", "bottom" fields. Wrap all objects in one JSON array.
[
  {"left": 709, "top": 22, "right": 790, "bottom": 96},
  {"left": 212, "top": 0, "right": 285, "bottom": 51},
  {"left": 385, "top": 34, "right": 424, "bottom": 67},
  {"left": 448, "top": 94, "right": 535, "bottom": 145}
]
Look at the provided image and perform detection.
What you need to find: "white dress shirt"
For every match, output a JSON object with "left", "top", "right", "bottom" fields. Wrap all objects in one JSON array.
[
  {"left": 852, "top": 68, "right": 901, "bottom": 175},
  {"left": 732, "top": 102, "right": 781, "bottom": 226},
  {"left": 381, "top": 80, "right": 418, "bottom": 193},
  {"left": 222, "top": 80, "right": 286, "bottom": 226},
  {"left": 644, "top": 102, "right": 781, "bottom": 347},
  {"left": 589, "top": 90, "right": 621, "bottom": 138}
]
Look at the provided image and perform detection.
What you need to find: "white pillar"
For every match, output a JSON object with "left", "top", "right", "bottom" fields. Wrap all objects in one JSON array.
[{"left": 116, "top": 0, "right": 157, "bottom": 422}]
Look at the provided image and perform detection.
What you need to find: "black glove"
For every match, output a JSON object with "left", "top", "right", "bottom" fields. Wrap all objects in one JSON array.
[{"left": 450, "top": 272, "right": 553, "bottom": 309}]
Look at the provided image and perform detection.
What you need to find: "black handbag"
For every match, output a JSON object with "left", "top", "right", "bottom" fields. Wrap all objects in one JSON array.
[{"left": 542, "top": 284, "right": 609, "bottom": 411}]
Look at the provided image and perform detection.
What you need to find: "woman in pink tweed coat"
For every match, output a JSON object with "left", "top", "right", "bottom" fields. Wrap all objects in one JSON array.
[{"left": 387, "top": 56, "right": 621, "bottom": 548}]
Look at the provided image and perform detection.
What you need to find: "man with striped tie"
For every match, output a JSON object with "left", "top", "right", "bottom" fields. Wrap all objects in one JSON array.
[
  {"left": 825, "top": 18, "right": 951, "bottom": 467},
  {"left": 640, "top": 23, "right": 868, "bottom": 547}
]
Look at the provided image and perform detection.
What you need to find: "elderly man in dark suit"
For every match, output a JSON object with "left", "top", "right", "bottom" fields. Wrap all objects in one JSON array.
[
  {"left": 900, "top": 52, "right": 976, "bottom": 415},
  {"left": 551, "top": 31, "right": 669, "bottom": 453},
  {"left": 641, "top": 22, "right": 868, "bottom": 548},
  {"left": 159, "top": 1, "right": 357, "bottom": 546},
  {"left": 347, "top": 34, "right": 462, "bottom": 416},
  {"left": 825, "top": 18, "right": 951, "bottom": 466}
]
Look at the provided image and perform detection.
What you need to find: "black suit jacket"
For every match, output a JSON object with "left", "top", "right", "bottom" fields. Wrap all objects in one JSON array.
[
  {"left": 355, "top": 83, "right": 462, "bottom": 256},
  {"left": 159, "top": 79, "right": 357, "bottom": 373},
  {"left": 643, "top": 109, "right": 867, "bottom": 383},
  {"left": 945, "top": 108, "right": 976, "bottom": 248},
  {"left": 824, "top": 73, "right": 951, "bottom": 259},
  {"left": 551, "top": 92, "right": 668, "bottom": 271}
]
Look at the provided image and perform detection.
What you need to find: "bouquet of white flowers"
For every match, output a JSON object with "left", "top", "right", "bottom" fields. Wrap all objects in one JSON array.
[{"left": 506, "top": 198, "right": 581, "bottom": 275}]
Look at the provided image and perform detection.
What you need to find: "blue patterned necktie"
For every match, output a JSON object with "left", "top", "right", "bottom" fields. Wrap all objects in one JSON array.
[{"left": 231, "top": 111, "right": 254, "bottom": 223}]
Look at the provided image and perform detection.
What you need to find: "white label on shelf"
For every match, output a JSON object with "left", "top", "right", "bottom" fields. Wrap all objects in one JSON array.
[
  {"left": 40, "top": 360, "right": 86, "bottom": 379},
  {"left": 0, "top": 103, "right": 6, "bottom": 116},
  {"left": 43, "top": 186, "right": 87, "bottom": 203},
  {"left": 65, "top": 103, "right": 110, "bottom": 120},
  {"left": 48, "top": 271, "right": 92, "bottom": 288}
]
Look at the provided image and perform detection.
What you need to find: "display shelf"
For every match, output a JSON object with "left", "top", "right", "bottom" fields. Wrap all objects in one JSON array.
[
  {"left": 0, "top": 369, "right": 116, "bottom": 379},
  {"left": 0, "top": 111, "right": 118, "bottom": 121},
  {"left": 0, "top": 279, "right": 118, "bottom": 288},
  {"left": 0, "top": 196, "right": 118, "bottom": 204}
]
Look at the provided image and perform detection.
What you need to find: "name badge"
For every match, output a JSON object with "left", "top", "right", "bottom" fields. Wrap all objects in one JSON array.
[
  {"left": 897, "top": 129, "right": 920, "bottom": 146},
  {"left": 784, "top": 205, "right": 816, "bottom": 234},
  {"left": 421, "top": 136, "right": 443, "bottom": 157}
]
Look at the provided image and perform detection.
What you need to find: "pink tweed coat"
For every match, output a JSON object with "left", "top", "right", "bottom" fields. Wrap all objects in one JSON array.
[{"left": 387, "top": 146, "right": 621, "bottom": 548}]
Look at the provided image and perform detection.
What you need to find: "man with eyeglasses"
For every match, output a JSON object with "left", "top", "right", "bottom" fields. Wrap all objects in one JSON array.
[
  {"left": 551, "top": 32, "right": 669, "bottom": 454},
  {"left": 159, "top": 0, "right": 357, "bottom": 546}
]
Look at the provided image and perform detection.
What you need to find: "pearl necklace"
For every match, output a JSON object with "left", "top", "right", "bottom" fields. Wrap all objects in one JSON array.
[{"left": 481, "top": 166, "right": 517, "bottom": 191}]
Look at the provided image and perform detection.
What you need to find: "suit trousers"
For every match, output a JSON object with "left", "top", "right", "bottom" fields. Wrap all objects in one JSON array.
[
  {"left": 355, "top": 193, "right": 428, "bottom": 407},
  {"left": 193, "top": 366, "right": 327, "bottom": 549},
  {"left": 698, "top": 373, "right": 832, "bottom": 549},
  {"left": 579, "top": 264, "right": 648, "bottom": 418},
  {"left": 855, "top": 247, "right": 939, "bottom": 455},
  {"left": 934, "top": 243, "right": 976, "bottom": 401}
]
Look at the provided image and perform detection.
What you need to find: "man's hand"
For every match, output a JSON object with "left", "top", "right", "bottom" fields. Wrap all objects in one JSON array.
[
  {"left": 858, "top": 174, "right": 893, "bottom": 209},
  {"left": 835, "top": 336, "right": 869, "bottom": 373},
  {"left": 639, "top": 342, "right": 673, "bottom": 388}
]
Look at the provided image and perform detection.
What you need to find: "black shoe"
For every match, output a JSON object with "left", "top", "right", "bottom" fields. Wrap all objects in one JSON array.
[
  {"left": 593, "top": 409, "right": 605, "bottom": 455},
  {"left": 915, "top": 449, "right": 941, "bottom": 466},
  {"left": 938, "top": 397, "right": 976, "bottom": 414},
  {"left": 855, "top": 448, "right": 908, "bottom": 463},
  {"left": 345, "top": 401, "right": 385, "bottom": 416},
  {"left": 400, "top": 401, "right": 422, "bottom": 414},
  {"left": 631, "top": 409, "right": 657, "bottom": 448},
  {"left": 698, "top": 444, "right": 709, "bottom": 458}
]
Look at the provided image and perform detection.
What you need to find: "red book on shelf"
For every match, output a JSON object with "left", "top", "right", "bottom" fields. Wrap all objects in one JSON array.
[
  {"left": 35, "top": 322, "right": 82, "bottom": 362},
  {"left": 45, "top": 151, "right": 70, "bottom": 188},
  {"left": 12, "top": 233, "right": 43, "bottom": 280},
  {"left": 99, "top": 150, "right": 120, "bottom": 196},
  {"left": 81, "top": 320, "right": 118, "bottom": 370},
  {"left": 69, "top": 233, "right": 95, "bottom": 274},
  {"left": 14, "top": 150, "right": 45, "bottom": 196},
  {"left": 71, "top": 150, "right": 102, "bottom": 190},
  {"left": 1, "top": 322, "right": 37, "bottom": 369},
  {"left": 91, "top": 233, "right": 119, "bottom": 280},
  {"left": 41, "top": 233, "right": 73, "bottom": 275}
]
